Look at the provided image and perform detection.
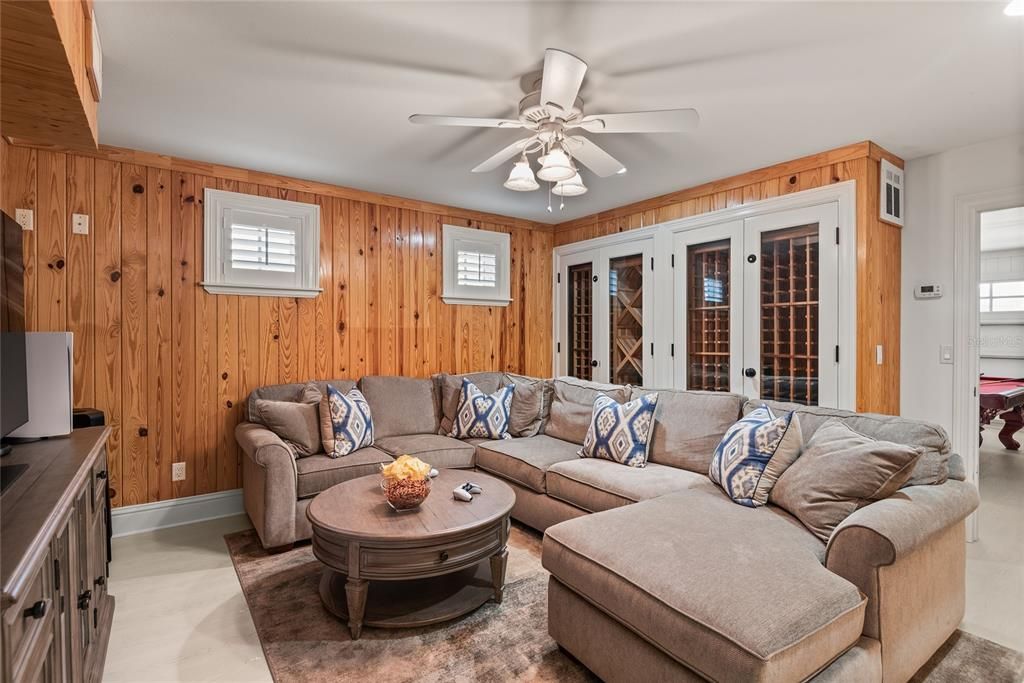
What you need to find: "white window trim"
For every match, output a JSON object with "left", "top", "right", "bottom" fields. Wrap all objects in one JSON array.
[
  {"left": 442, "top": 224, "right": 512, "bottom": 306},
  {"left": 202, "top": 188, "right": 322, "bottom": 298}
]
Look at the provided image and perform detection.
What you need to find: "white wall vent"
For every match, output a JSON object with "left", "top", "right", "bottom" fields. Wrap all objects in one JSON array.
[{"left": 880, "top": 159, "right": 904, "bottom": 226}]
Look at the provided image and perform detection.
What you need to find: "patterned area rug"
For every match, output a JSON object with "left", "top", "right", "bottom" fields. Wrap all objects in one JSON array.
[{"left": 226, "top": 524, "right": 1024, "bottom": 683}]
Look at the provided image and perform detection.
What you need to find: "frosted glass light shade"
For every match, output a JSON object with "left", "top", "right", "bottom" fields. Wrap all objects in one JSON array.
[
  {"left": 503, "top": 160, "right": 539, "bottom": 191},
  {"left": 536, "top": 147, "right": 575, "bottom": 182},
  {"left": 552, "top": 172, "right": 587, "bottom": 197}
]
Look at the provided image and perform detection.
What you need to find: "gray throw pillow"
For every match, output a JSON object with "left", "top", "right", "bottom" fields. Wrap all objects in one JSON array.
[
  {"left": 252, "top": 399, "right": 322, "bottom": 457},
  {"left": 504, "top": 373, "right": 552, "bottom": 437},
  {"left": 771, "top": 418, "right": 922, "bottom": 543}
]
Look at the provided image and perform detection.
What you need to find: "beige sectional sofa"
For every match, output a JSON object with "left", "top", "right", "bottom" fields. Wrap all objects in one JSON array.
[{"left": 235, "top": 372, "right": 978, "bottom": 683}]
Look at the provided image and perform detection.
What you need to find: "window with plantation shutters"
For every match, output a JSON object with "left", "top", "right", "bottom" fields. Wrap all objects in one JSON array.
[
  {"left": 202, "top": 189, "right": 320, "bottom": 297},
  {"left": 442, "top": 225, "right": 511, "bottom": 306}
]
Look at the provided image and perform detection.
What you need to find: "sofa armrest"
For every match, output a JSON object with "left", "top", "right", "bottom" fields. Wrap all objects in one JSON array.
[
  {"left": 825, "top": 479, "right": 979, "bottom": 567},
  {"left": 236, "top": 422, "right": 299, "bottom": 548}
]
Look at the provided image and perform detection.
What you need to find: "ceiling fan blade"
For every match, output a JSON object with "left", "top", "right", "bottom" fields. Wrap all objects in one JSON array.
[
  {"left": 540, "top": 48, "right": 587, "bottom": 116},
  {"left": 577, "top": 109, "right": 700, "bottom": 134},
  {"left": 564, "top": 136, "right": 626, "bottom": 177},
  {"left": 471, "top": 137, "right": 535, "bottom": 173},
  {"left": 409, "top": 114, "right": 524, "bottom": 129}
]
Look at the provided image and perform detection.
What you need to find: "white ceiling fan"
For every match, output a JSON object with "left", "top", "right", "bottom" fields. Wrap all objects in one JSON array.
[{"left": 409, "top": 48, "right": 699, "bottom": 208}]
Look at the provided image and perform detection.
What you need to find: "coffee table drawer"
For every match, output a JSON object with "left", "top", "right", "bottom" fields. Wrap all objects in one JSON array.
[{"left": 361, "top": 526, "right": 502, "bottom": 578}]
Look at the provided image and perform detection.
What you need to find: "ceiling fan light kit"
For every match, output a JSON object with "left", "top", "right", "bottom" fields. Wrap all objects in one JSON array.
[
  {"left": 409, "top": 47, "right": 699, "bottom": 209},
  {"left": 536, "top": 145, "right": 575, "bottom": 182},
  {"left": 503, "top": 158, "right": 540, "bottom": 192}
]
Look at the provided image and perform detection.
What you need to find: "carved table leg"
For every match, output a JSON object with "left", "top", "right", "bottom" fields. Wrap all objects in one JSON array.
[
  {"left": 997, "top": 408, "right": 1024, "bottom": 451},
  {"left": 345, "top": 578, "right": 368, "bottom": 640},
  {"left": 490, "top": 548, "right": 508, "bottom": 604}
]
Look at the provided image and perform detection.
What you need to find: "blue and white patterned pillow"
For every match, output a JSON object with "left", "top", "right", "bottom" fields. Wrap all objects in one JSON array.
[
  {"left": 320, "top": 385, "right": 374, "bottom": 458},
  {"left": 579, "top": 393, "right": 658, "bottom": 468},
  {"left": 709, "top": 405, "right": 803, "bottom": 507},
  {"left": 450, "top": 379, "right": 515, "bottom": 440}
]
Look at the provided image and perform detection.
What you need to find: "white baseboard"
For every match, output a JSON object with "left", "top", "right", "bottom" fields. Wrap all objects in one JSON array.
[{"left": 111, "top": 489, "right": 245, "bottom": 537}]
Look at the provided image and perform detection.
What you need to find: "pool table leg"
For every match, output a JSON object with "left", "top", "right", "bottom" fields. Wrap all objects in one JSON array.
[{"left": 997, "top": 408, "right": 1023, "bottom": 451}]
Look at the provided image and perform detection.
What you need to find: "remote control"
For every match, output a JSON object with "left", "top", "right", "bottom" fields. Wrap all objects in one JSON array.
[
  {"left": 428, "top": 468, "right": 439, "bottom": 478},
  {"left": 462, "top": 482, "right": 483, "bottom": 494},
  {"left": 453, "top": 486, "right": 473, "bottom": 502}
]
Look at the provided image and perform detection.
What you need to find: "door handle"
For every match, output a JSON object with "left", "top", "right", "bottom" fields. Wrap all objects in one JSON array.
[
  {"left": 590, "top": 360, "right": 599, "bottom": 367},
  {"left": 744, "top": 368, "right": 757, "bottom": 378},
  {"left": 23, "top": 600, "right": 47, "bottom": 620}
]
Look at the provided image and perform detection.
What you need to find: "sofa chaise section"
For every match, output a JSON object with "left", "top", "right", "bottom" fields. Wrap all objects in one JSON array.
[{"left": 543, "top": 489, "right": 867, "bottom": 682}]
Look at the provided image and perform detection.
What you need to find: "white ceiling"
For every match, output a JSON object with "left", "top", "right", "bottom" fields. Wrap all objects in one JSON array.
[
  {"left": 981, "top": 206, "right": 1024, "bottom": 251},
  {"left": 94, "top": 1, "right": 1024, "bottom": 224}
]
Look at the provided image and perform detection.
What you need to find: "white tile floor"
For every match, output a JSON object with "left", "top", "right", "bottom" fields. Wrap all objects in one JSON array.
[{"left": 105, "top": 429, "right": 1024, "bottom": 681}]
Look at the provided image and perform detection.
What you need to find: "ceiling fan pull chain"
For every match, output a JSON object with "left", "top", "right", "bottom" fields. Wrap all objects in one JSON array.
[{"left": 547, "top": 183, "right": 553, "bottom": 213}]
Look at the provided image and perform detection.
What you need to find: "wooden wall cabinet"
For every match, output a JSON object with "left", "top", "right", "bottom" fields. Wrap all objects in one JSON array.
[
  {"left": 1, "top": 0, "right": 100, "bottom": 149},
  {"left": 1, "top": 428, "right": 114, "bottom": 683}
]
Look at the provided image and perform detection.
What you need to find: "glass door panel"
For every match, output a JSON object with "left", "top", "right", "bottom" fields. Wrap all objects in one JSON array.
[
  {"left": 687, "top": 240, "right": 732, "bottom": 391},
  {"left": 608, "top": 254, "right": 645, "bottom": 385},
  {"left": 568, "top": 262, "right": 594, "bottom": 380},
  {"left": 743, "top": 203, "right": 839, "bottom": 406},
  {"left": 759, "top": 224, "right": 819, "bottom": 405}
]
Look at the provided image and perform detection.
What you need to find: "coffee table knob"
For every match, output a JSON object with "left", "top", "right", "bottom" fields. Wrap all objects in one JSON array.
[{"left": 439, "top": 551, "right": 449, "bottom": 562}]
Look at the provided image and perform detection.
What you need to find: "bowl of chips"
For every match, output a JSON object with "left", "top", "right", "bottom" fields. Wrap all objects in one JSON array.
[{"left": 380, "top": 455, "right": 432, "bottom": 511}]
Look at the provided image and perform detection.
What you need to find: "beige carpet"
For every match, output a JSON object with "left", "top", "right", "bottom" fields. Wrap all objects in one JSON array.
[{"left": 226, "top": 524, "right": 1024, "bottom": 683}]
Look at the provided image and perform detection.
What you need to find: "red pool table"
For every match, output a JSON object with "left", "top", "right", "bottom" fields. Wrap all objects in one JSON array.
[{"left": 979, "top": 375, "right": 1024, "bottom": 450}]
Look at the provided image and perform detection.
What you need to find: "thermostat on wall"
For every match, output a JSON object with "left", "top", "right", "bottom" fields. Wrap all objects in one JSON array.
[{"left": 914, "top": 284, "right": 942, "bottom": 299}]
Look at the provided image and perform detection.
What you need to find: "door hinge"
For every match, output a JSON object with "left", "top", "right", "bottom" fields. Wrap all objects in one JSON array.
[
  {"left": 650, "top": 256, "right": 654, "bottom": 271},
  {"left": 835, "top": 345, "right": 840, "bottom": 363},
  {"left": 557, "top": 342, "right": 561, "bottom": 353},
  {"left": 671, "top": 254, "right": 675, "bottom": 268},
  {"left": 54, "top": 558, "right": 60, "bottom": 591},
  {"left": 670, "top": 343, "right": 675, "bottom": 357},
  {"left": 650, "top": 342, "right": 654, "bottom": 356},
  {"left": 835, "top": 227, "right": 840, "bottom": 245},
  {"left": 557, "top": 272, "right": 561, "bottom": 284}
]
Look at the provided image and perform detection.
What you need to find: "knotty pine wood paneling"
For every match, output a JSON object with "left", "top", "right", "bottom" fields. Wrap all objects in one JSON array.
[
  {"left": 2, "top": 139, "right": 553, "bottom": 507},
  {"left": 552, "top": 141, "right": 903, "bottom": 415}
]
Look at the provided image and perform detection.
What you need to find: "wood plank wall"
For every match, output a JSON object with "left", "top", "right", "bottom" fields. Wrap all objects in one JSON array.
[
  {"left": 552, "top": 141, "right": 904, "bottom": 415},
  {"left": 1, "top": 139, "right": 553, "bottom": 507}
]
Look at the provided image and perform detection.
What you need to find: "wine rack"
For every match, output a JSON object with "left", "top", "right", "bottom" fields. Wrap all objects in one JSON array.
[
  {"left": 759, "top": 224, "right": 819, "bottom": 405},
  {"left": 568, "top": 263, "right": 593, "bottom": 380},
  {"left": 609, "top": 254, "right": 644, "bottom": 385},
  {"left": 687, "top": 240, "right": 731, "bottom": 391}
]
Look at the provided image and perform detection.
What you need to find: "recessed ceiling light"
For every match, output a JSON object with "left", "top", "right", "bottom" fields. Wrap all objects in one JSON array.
[{"left": 1006, "top": 0, "right": 1024, "bottom": 16}]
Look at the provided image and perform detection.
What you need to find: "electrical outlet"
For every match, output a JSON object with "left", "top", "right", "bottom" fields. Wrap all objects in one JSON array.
[
  {"left": 939, "top": 345, "right": 953, "bottom": 365},
  {"left": 72, "top": 213, "right": 89, "bottom": 235},
  {"left": 172, "top": 462, "right": 186, "bottom": 482},
  {"left": 15, "top": 208, "right": 33, "bottom": 231}
]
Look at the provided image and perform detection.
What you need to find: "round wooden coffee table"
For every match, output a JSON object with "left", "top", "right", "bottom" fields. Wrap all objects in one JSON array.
[{"left": 307, "top": 469, "right": 515, "bottom": 639}]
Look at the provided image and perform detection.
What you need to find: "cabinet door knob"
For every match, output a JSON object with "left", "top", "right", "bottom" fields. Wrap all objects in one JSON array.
[
  {"left": 23, "top": 600, "right": 46, "bottom": 620},
  {"left": 94, "top": 575, "right": 106, "bottom": 587},
  {"left": 439, "top": 551, "right": 449, "bottom": 562},
  {"left": 744, "top": 367, "right": 757, "bottom": 378},
  {"left": 96, "top": 470, "right": 108, "bottom": 480},
  {"left": 590, "top": 360, "right": 599, "bottom": 367},
  {"left": 78, "top": 590, "right": 92, "bottom": 610}
]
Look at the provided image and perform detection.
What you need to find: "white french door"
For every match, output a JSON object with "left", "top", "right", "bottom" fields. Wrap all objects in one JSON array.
[
  {"left": 557, "top": 239, "right": 655, "bottom": 385},
  {"left": 670, "top": 203, "right": 840, "bottom": 406},
  {"left": 673, "top": 221, "right": 744, "bottom": 392},
  {"left": 741, "top": 203, "right": 840, "bottom": 405}
]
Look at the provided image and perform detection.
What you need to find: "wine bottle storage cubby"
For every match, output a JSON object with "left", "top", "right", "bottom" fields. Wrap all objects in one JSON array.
[
  {"left": 609, "top": 254, "right": 644, "bottom": 386},
  {"left": 687, "top": 240, "right": 731, "bottom": 391},
  {"left": 568, "top": 263, "right": 594, "bottom": 381}
]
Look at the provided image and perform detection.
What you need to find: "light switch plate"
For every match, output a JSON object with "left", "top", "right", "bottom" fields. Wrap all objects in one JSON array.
[
  {"left": 939, "top": 345, "right": 953, "bottom": 365},
  {"left": 172, "top": 462, "right": 186, "bottom": 482},
  {"left": 15, "top": 208, "right": 33, "bottom": 231},
  {"left": 72, "top": 213, "right": 89, "bottom": 235},
  {"left": 875, "top": 345, "right": 884, "bottom": 365}
]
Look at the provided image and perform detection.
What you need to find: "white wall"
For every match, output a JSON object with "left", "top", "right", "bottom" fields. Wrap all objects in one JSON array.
[{"left": 901, "top": 134, "right": 1024, "bottom": 433}]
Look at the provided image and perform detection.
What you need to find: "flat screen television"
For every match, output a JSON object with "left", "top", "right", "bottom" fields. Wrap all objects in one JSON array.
[{"left": 1, "top": 210, "right": 29, "bottom": 453}]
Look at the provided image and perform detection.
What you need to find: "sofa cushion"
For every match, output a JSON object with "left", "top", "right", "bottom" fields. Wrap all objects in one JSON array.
[
  {"left": 359, "top": 376, "right": 440, "bottom": 438},
  {"left": 771, "top": 419, "right": 922, "bottom": 543},
  {"left": 246, "top": 378, "right": 355, "bottom": 423},
  {"left": 544, "top": 377, "right": 630, "bottom": 445},
  {"left": 475, "top": 435, "right": 580, "bottom": 493},
  {"left": 436, "top": 372, "right": 505, "bottom": 435},
  {"left": 746, "top": 400, "right": 952, "bottom": 486},
  {"left": 633, "top": 387, "right": 745, "bottom": 474},
  {"left": 504, "top": 373, "right": 553, "bottom": 437},
  {"left": 580, "top": 392, "right": 658, "bottom": 467},
  {"left": 546, "top": 459, "right": 707, "bottom": 512},
  {"left": 542, "top": 490, "right": 865, "bottom": 682},
  {"left": 709, "top": 405, "right": 803, "bottom": 507},
  {"left": 374, "top": 434, "right": 476, "bottom": 469},
  {"left": 295, "top": 448, "right": 393, "bottom": 499},
  {"left": 251, "top": 399, "right": 322, "bottom": 457},
  {"left": 450, "top": 379, "right": 515, "bottom": 440},
  {"left": 319, "top": 386, "right": 374, "bottom": 457}
]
